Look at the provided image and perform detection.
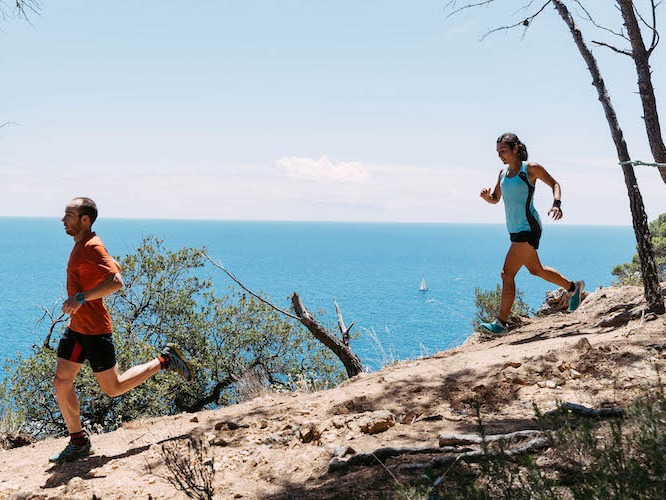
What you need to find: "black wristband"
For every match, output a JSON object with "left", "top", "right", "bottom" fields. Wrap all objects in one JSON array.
[{"left": 552, "top": 200, "right": 561, "bottom": 208}]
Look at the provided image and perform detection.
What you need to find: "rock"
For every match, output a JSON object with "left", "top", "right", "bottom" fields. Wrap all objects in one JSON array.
[
  {"left": 537, "top": 380, "right": 558, "bottom": 389},
  {"left": 569, "top": 369, "right": 582, "bottom": 379},
  {"left": 211, "top": 437, "right": 229, "bottom": 446},
  {"left": 357, "top": 410, "right": 395, "bottom": 434},
  {"left": 189, "top": 415, "right": 199, "bottom": 423},
  {"left": 503, "top": 361, "right": 522, "bottom": 369},
  {"left": 574, "top": 338, "right": 593, "bottom": 352},
  {"left": 537, "top": 287, "right": 589, "bottom": 315},
  {"left": 0, "top": 432, "right": 34, "bottom": 450},
  {"left": 259, "top": 419, "right": 269, "bottom": 429},
  {"left": 298, "top": 423, "right": 321, "bottom": 443},
  {"left": 332, "top": 445, "right": 355, "bottom": 458},
  {"left": 215, "top": 420, "right": 249, "bottom": 431}
]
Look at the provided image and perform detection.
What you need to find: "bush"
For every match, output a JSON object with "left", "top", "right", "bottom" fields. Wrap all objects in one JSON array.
[
  {"left": 473, "top": 284, "right": 530, "bottom": 330},
  {"left": 1, "top": 236, "right": 345, "bottom": 437},
  {"left": 419, "top": 381, "right": 666, "bottom": 499},
  {"left": 613, "top": 212, "right": 666, "bottom": 285}
]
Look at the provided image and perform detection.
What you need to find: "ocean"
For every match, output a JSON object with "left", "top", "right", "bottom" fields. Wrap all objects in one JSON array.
[{"left": 0, "top": 218, "right": 635, "bottom": 370}]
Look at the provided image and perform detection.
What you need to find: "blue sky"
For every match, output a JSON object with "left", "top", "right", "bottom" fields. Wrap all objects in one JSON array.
[{"left": 1, "top": 0, "right": 664, "bottom": 225}]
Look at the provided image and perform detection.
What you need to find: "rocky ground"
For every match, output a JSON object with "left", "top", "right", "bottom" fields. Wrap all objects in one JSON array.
[{"left": 1, "top": 284, "right": 665, "bottom": 499}]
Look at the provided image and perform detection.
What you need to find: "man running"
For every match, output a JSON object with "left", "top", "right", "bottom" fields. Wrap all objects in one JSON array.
[{"left": 51, "top": 197, "right": 194, "bottom": 463}]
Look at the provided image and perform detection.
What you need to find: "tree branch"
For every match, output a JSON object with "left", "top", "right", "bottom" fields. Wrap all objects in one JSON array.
[
  {"left": 205, "top": 254, "right": 299, "bottom": 320},
  {"left": 591, "top": 39, "right": 633, "bottom": 56},
  {"left": 334, "top": 299, "right": 354, "bottom": 345},
  {"left": 183, "top": 375, "right": 237, "bottom": 413},
  {"left": 206, "top": 254, "right": 363, "bottom": 377},
  {"left": 445, "top": 0, "right": 495, "bottom": 19},
  {"left": 292, "top": 294, "right": 363, "bottom": 377},
  {"left": 480, "top": 1, "right": 552, "bottom": 41}
]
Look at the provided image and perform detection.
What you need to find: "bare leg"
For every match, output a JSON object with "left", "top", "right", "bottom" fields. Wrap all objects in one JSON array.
[
  {"left": 524, "top": 251, "right": 573, "bottom": 289},
  {"left": 94, "top": 358, "right": 161, "bottom": 398},
  {"left": 53, "top": 358, "right": 84, "bottom": 434},
  {"left": 498, "top": 242, "right": 537, "bottom": 323}
]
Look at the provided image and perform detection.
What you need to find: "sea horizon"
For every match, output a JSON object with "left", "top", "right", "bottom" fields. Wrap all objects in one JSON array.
[{"left": 0, "top": 219, "right": 637, "bottom": 371}]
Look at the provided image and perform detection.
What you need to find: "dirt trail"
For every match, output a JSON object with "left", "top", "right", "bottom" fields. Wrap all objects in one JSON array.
[{"left": 1, "top": 284, "right": 664, "bottom": 499}]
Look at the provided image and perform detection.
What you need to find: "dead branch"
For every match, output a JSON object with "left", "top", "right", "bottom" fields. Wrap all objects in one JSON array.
[
  {"left": 478, "top": 0, "right": 552, "bottom": 41},
  {"left": 334, "top": 299, "right": 354, "bottom": 344},
  {"left": 329, "top": 446, "right": 454, "bottom": 472},
  {"left": 36, "top": 304, "right": 67, "bottom": 349},
  {"left": 329, "top": 433, "right": 550, "bottom": 472},
  {"left": 292, "top": 293, "right": 363, "bottom": 377},
  {"left": 544, "top": 401, "right": 625, "bottom": 419},
  {"left": 329, "top": 402, "right": 626, "bottom": 473},
  {"left": 439, "top": 429, "right": 542, "bottom": 447},
  {"left": 445, "top": 0, "right": 495, "bottom": 19},
  {"left": 205, "top": 255, "right": 299, "bottom": 320},
  {"left": 400, "top": 436, "right": 550, "bottom": 471},
  {"left": 592, "top": 39, "right": 633, "bottom": 56},
  {"left": 206, "top": 254, "right": 363, "bottom": 377}
]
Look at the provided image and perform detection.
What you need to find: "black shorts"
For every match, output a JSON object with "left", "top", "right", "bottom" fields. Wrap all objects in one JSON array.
[
  {"left": 510, "top": 230, "right": 541, "bottom": 250},
  {"left": 57, "top": 328, "right": 117, "bottom": 372}
]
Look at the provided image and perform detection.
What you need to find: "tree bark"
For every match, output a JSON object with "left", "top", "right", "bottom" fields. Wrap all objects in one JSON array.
[
  {"left": 616, "top": 0, "right": 666, "bottom": 184},
  {"left": 291, "top": 293, "right": 363, "bottom": 377},
  {"left": 183, "top": 376, "right": 237, "bottom": 413},
  {"left": 553, "top": 0, "right": 665, "bottom": 314}
]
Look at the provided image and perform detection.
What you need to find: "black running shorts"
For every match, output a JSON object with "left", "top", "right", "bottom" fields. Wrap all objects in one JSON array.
[
  {"left": 57, "top": 328, "right": 116, "bottom": 372},
  {"left": 509, "top": 230, "right": 541, "bottom": 250}
]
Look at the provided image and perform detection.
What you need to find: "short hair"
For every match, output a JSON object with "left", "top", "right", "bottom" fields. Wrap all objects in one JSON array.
[{"left": 71, "top": 197, "right": 98, "bottom": 225}]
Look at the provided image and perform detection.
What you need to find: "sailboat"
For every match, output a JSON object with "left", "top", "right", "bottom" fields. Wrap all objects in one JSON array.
[{"left": 419, "top": 276, "right": 427, "bottom": 291}]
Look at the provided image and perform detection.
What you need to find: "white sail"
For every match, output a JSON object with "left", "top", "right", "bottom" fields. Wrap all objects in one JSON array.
[{"left": 420, "top": 276, "right": 427, "bottom": 291}]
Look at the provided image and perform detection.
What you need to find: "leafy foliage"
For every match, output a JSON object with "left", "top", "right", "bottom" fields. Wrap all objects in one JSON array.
[
  {"left": 613, "top": 213, "right": 666, "bottom": 285},
  {"left": 0, "top": 236, "right": 344, "bottom": 436},
  {"left": 473, "top": 284, "right": 530, "bottom": 329}
]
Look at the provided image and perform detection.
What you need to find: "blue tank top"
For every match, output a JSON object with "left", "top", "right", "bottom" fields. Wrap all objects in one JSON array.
[{"left": 500, "top": 162, "right": 542, "bottom": 234}]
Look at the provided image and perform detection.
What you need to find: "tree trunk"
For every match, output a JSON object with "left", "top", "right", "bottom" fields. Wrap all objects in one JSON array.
[
  {"left": 553, "top": 0, "right": 664, "bottom": 314},
  {"left": 291, "top": 293, "right": 363, "bottom": 377},
  {"left": 616, "top": 0, "right": 666, "bottom": 184}
]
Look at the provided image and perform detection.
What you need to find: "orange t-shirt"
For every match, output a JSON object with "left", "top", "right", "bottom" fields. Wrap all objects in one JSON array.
[{"left": 66, "top": 233, "right": 120, "bottom": 335}]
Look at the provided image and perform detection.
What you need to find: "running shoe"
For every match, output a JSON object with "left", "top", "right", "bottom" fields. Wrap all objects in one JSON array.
[
  {"left": 568, "top": 280, "right": 585, "bottom": 312},
  {"left": 479, "top": 319, "right": 509, "bottom": 336},
  {"left": 161, "top": 343, "right": 195, "bottom": 382},
  {"left": 49, "top": 439, "right": 93, "bottom": 463}
]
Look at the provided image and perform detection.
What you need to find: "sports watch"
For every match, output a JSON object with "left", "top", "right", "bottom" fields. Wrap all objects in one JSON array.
[{"left": 74, "top": 292, "right": 86, "bottom": 304}]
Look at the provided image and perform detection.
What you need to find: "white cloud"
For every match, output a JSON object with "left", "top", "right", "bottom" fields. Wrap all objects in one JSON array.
[
  {"left": 276, "top": 156, "right": 369, "bottom": 183},
  {"left": 1, "top": 155, "right": 663, "bottom": 225}
]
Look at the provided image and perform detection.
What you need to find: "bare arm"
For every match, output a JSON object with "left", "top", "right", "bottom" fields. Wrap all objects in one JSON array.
[
  {"left": 62, "top": 272, "right": 123, "bottom": 315},
  {"left": 480, "top": 169, "right": 503, "bottom": 204},
  {"left": 528, "top": 162, "right": 562, "bottom": 220}
]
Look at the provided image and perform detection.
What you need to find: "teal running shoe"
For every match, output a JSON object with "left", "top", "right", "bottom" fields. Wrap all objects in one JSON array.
[
  {"left": 49, "top": 439, "right": 93, "bottom": 463},
  {"left": 479, "top": 319, "right": 509, "bottom": 336},
  {"left": 568, "top": 280, "right": 585, "bottom": 312}
]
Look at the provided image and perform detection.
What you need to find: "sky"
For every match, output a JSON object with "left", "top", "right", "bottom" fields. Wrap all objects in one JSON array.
[{"left": 0, "top": 0, "right": 664, "bottom": 225}]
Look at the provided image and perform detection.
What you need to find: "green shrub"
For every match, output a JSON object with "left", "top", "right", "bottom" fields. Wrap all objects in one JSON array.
[
  {"left": 421, "top": 381, "right": 666, "bottom": 499},
  {"left": 613, "top": 212, "right": 666, "bottom": 285},
  {"left": 473, "top": 284, "right": 530, "bottom": 330}
]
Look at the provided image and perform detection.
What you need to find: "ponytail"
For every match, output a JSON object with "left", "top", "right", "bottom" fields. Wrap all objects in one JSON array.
[{"left": 497, "top": 133, "right": 528, "bottom": 161}]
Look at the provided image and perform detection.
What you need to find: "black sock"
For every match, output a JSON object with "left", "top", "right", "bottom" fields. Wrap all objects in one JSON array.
[{"left": 568, "top": 282, "right": 576, "bottom": 293}]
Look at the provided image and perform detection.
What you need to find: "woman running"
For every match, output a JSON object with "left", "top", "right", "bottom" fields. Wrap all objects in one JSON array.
[{"left": 479, "top": 132, "right": 584, "bottom": 335}]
